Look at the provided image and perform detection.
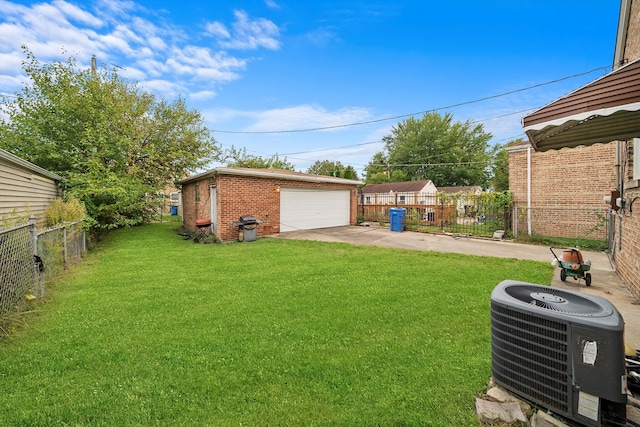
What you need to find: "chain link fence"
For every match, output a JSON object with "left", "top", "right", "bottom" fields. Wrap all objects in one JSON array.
[
  {"left": 0, "top": 217, "right": 86, "bottom": 325},
  {"left": 0, "top": 223, "right": 35, "bottom": 321}
]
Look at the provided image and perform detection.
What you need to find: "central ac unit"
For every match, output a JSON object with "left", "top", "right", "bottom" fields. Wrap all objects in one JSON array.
[{"left": 491, "top": 280, "right": 627, "bottom": 427}]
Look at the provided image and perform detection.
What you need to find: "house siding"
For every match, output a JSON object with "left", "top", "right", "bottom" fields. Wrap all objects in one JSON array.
[
  {"left": 0, "top": 153, "right": 61, "bottom": 227},
  {"left": 508, "top": 142, "right": 616, "bottom": 239},
  {"left": 182, "top": 173, "right": 358, "bottom": 242}
]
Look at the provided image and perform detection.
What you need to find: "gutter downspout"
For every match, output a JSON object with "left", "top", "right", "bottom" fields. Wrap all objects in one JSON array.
[
  {"left": 613, "top": 0, "right": 631, "bottom": 69},
  {"left": 527, "top": 145, "right": 532, "bottom": 235}
]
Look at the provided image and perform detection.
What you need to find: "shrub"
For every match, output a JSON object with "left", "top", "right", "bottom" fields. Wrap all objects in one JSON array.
[{"left": 45, "top": 194, "right": 86, "bottom": 227}]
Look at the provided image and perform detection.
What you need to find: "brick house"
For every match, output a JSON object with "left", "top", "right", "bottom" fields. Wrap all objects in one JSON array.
[
  {"left": 506, "top": 141, "right": 616, "bottom": 240},
  {"left": 178, "top": 167, "right": 361, "bottom": 242},
  {"left": 518, "top": 0, "right": 640, "bottom": 297}
]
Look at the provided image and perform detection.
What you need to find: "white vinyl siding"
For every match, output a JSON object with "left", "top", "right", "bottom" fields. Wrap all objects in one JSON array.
[
  {"left": 0, "top": 156, "right": 60, "bottom": 226},
  {"left": 280, "top": 188, "right": 350, "bottom": 232}
]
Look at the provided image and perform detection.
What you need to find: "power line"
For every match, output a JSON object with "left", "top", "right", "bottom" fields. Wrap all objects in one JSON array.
[
  {"left": 280, "top": 140, "right": 382, "bottom": 155},
  {"left": 213, "top": 65, "right": 610, "bottom": 134}
]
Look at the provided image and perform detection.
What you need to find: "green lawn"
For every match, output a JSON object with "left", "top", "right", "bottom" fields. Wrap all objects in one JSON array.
[{"left": 0, "top": 222, "right": 553, "bottom": 426}]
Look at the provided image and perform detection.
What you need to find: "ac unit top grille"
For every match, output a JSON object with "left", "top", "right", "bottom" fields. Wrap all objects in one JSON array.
[{"left": 503, "top": 285, "right": 612, "bottom": 317}]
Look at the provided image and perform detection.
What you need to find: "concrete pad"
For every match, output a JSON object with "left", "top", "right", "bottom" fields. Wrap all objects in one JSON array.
[{"left": 272, "top": 225, "right": 640, "bottom": 348}]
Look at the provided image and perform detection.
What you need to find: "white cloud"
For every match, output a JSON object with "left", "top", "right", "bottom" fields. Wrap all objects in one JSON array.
[
  {"left": 305, "top": 27, "right": 339, "bottom": 47},
  {"left": 53, "top": 0, "right": 103, "bottom": 27},
  {"left": 245, "top": 105, "right": 373, "bottom": 132},
  {"left": 190, "top": 90, "right": 217, "bottom": 101},
  {"left": 0, "top": 0, "right": 281, "bottom": 102},
  {"left": 205, "top": 10, "right": 281, "bottom": 51},
  {"left": 204, "top": 21, "right": 230, "bottom": 39}
]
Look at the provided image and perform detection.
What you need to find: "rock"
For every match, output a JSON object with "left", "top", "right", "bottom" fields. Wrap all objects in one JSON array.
[
  {"left": 530, "top": 410, "right": 570, "bottom": 427},
  {"left": 493, "top": 229, "right": 505, "bottom": 240},
  {"left": 475, "top": 397, "right": 528, "bottom": 425},
  {"left": 486, "top": 386, "right": 532, "bottom": 417}
]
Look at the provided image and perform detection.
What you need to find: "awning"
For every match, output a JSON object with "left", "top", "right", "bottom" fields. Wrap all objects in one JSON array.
[{"left": 522, "top": 58, "right": 640, "bottom": 151}]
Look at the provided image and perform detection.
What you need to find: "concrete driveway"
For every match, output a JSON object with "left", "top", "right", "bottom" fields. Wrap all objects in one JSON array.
[{"left": 273, "top": 225, "right": 640, "bottom": 348}]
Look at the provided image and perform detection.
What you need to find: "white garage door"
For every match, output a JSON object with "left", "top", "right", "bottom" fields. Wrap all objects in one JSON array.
[{"left": 280, "top": 188, "right": 350, "bottom": 232}]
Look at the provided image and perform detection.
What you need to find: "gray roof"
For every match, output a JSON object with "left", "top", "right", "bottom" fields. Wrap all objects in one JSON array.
[
  {"left": 179, "top": 167, "right": 362, "bottom": 185},
  {"left": 361, "top": 180, "right": 433, "bottom": 193},
  {"left": 438, "top": 186, "right": 482, "bottom": 194},
  {"left": 0, "top": 148, "right": 62, "bottom": 180}
]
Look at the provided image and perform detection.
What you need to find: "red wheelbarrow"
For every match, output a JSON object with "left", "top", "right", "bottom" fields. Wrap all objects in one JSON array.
[{"left": 550, "top": 247, "right": 592, "bottom": 286}]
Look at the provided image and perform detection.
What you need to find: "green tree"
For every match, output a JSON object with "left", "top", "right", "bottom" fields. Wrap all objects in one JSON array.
[
  {"left": 365, "top": 112, "right": 492, "bottom": 187},
  {"left": 0, "top": 47, "right": 218, "bottom": 231},
  {"left": 306, "top": 160, "right": 359, "bottom": 180},
  {"left": 224, "top": 146, "right": 295, "bottom": 170},
  {"left": 364, "top": 152, "right": 390, "bottom": 183},
  {"left": 491, "top": 138, "right": 522, "bottom": 191}
]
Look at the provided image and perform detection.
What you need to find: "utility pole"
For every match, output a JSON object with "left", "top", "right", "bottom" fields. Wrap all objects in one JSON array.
[{"left": 91, "top": 55, "right": 96, "bottom": 76}]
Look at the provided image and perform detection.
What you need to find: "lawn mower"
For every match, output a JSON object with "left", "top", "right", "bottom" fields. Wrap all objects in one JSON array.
[{"left": 550, "top": 247, "right": 592, "bottom": 286}]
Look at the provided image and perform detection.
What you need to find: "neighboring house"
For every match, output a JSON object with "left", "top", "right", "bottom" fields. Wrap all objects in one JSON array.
[
  {"left": 437, "top": 186, "right": 483, "bottom": 222},
  {"left": 437, "top": 186, "right": 482, "bottom": 196},
  {"left": 359, "top": 180, "right": 439, "bottom": 223},
  {"left": 360, "top": 180, "right": 437, "bottom": 206},
  {"left": 178, "top": 167, "right": 361, "bottom": 241},
  {"left": 520, "top": 0, "right": 640, "bottom": 298},
  {"left": 0, "top": 148, "right": 62, "bottom": 227}
]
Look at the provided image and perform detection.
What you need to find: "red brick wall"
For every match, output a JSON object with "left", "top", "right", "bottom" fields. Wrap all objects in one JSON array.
[
  {"left": 508, "top": 142, "right": 617, "bottom": 239},
  {"left": 182, "top": 174, "right": 358, "bottom": 242},
  {"left": 617, "top": 186, "right": 640, "bottom": 297}
]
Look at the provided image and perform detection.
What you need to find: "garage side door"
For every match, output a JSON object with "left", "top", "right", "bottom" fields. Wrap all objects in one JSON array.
[{"left": 280, "top": 188, "right": 350, "bottom": 232}]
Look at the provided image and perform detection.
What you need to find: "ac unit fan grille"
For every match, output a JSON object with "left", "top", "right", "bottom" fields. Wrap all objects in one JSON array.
[{"left": 492, "top": 304, "right": 570, "bottom": 415}]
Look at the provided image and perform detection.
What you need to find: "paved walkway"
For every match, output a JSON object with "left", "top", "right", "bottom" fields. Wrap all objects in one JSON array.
[{"left": 273, "top": 225, "right": 640, "bottom": 348}]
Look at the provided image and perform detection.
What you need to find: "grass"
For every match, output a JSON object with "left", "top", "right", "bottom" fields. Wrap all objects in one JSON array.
[
  {"left": 0, "top": 222, "right": 554, "bottom": 426},
  {"left": 514, "top": 233, "right": 608, "bottom": 252}
]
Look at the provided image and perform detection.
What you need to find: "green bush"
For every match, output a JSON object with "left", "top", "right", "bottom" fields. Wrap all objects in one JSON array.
[{"left": 44, "top": 194, "right": 86, "bottom": 227}]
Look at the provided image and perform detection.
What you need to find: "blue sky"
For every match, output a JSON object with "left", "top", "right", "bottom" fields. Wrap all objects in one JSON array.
[{"left": 0, "top": 0, "right": 621, "bottom": 177}]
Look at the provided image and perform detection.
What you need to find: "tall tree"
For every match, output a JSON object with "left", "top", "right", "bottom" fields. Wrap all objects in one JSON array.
[
  {"left": 224, "top": 146, "right": 295, "bottom": 170},
  {"left": 365, "top": 112, "right": 492, "bottom": 187},
  {"left": 0, "top": 47, "right": 218, "bottom": 231},
  {"left": 491, "top": 138, "right": 522, "bottom": 191},
  {"left": 364, "top": 152, "right": 390, "bottom": 183},
  {"left": 306, "top": 160, "right": 359, "bottom": 180}
]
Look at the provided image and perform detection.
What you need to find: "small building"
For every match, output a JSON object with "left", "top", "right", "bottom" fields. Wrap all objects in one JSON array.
[
  {"left": 359, "top": 180, "right": 439, "bottom": 223},
  {"left": 178, "top": 167, "right": 362, "bottom": 241},
  {"left": 437, "top": 186, "right": 482, "bottom": 196},
  {"left": 437, "top": 186, "right": 484, "bottom": 223},
  {"left": 360, "top": 180, "right": 437, "bottom": 206},
  {"left": 0, "top": 148, "right": 62, "bottom": 227}
]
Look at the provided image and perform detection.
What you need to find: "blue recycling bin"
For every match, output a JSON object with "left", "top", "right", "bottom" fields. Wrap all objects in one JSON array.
[
  {"left": 170, "top": 205, "right": 178, "bottom": 215},
  {"left": 389, "top": 208, "right": 406, "bottom": 232}
]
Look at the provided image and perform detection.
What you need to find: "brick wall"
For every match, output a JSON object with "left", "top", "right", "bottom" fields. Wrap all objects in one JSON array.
[
  {"left": 508, "top": 142, "right": 617, "bottom": 239},
  {"left": 625, "top": 0, "right": 640, "bottom": 61},
  {"left": 617, "top": 186, "right": 640, "bottom": 297},
  {"left": 182, "top": 174, "right": 358, "bottom": 242}
]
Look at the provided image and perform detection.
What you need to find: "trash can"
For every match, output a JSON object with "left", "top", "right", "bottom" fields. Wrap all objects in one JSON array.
[
  {"left": 170, "top": 205, "right": 178, "bottom": 215},
  {"left": 238, "top": 215, "right": 258, "bottom": 242},
  {"left": 389, "top": 208, "right": 406, "bottom": 232}
]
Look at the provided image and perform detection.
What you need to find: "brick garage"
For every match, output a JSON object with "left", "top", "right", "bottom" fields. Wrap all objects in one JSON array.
[
  {"left": 179, "top": 167, "right": 361, "bottom": 242},
  {"left": 507, "top": 141, "right": 616, "bottom": 240}
]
